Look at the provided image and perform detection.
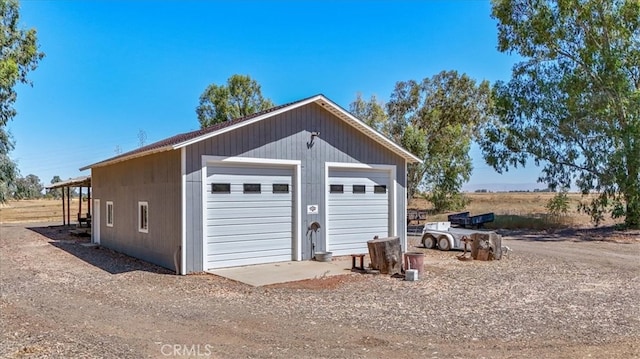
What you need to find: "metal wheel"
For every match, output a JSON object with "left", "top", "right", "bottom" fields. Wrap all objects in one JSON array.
[
  {"left": 438, "top": 236, "right": 451, "bottom": 251},
  {"left": 422, "top": 235, "right": 436, "bottom": 249}
]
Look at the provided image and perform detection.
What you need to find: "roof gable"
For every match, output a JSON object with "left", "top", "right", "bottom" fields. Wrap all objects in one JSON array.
[{"left": 80, "top": 94, "right": 421, "bottom": 170}]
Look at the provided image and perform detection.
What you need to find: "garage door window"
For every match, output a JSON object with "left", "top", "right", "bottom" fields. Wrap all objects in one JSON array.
[
  {"left": 353, "top": 185, "right": 365, "bottom": 194},
  {"left": 243, "top": 183, "right": 261, "bottom": 193},
  {"left": 374, "top": 185, "right": 387, "bottom": 194},
  {"left": 330, "top": 184, "right": 344, "bottom": 193},
  {"left": 273, "top": 184, "right": 289, "bottom": 193},
  {"left": 211, "top": 183, "right": 231, "bottom": 193},
  {"left": 138, "top": 201, "right": 148, "bottom": 233}
]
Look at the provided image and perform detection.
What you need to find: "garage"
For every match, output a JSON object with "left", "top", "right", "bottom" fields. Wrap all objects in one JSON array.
[
  {"left": 327, "top": 168, "right": 391, "bottom": 255},
  {"left": 205, "top": 165, "right": 294, "bottom": 269},
  {"left": 84, "top": 95, "right": 420, "bottom": 273}
]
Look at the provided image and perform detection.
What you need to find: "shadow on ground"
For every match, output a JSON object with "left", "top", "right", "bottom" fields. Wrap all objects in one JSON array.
[
  {"left": 408, "top": 218, "right": 639, "bottom": 244},
  {"left": 497, "top": 226, "right": 640, "bottom": 243},
  {"left": 27, "top": 225, "right": 173, "bottom": 275}
]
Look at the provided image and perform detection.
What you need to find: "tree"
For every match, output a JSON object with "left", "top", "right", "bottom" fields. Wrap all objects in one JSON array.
[
  {"left": 196, "top": 74, "right": 274, "bottom": 128},
  {"left": 0, "top": 0, "right": 44, "bottom": 203},
  {"left": 481, "top": 0, "right": 640, "bottom": 228},
  {"left": 0, "top": 152, "right": 17, "bottom": 202},
  {"left": 46, "top": 175, "right": 62, "bottom": 199},
  {"left": 349, "top": 93, "right": 388, "bottom": 134},
  {"left": 13, "top": 173, "right": 42, "bottom": 199},
  {"left": 386, "top": 71, "right": 492, "bottom": 210}
]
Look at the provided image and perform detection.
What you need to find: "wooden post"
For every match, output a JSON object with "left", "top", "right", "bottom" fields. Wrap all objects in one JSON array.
[
  {"left": 61, "top": 186, "right": 66, "bottom": 225},
  {"left": 367, "top": 236, "right": 403, "bottom": 275},
  {"left": 78, "top": 186, "right": 83, "bottom": 220},
  {"left": 66, "top": 187, "right": 71, "bottom": 226},
  {"left": 87, "top": 186, "right": 91, "bottom": 216}
]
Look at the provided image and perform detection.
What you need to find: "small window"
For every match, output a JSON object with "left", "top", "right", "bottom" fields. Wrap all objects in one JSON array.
[
  {"left": 211, "top": 183, "right": 230, "bottom": 193},
  {"left": 106, "top": 201, "right": 114, "bottom": 227},
  {"left": 352, "top": 185, "right": 366, "bottom": 194},
  {"left": 138, "top": 201, "right": 148, "bottom": 233},
  {"left": 243, "top": 183, "right": 261, "bottom": 193},
  {"left": 330, "top": 184, "right": 344, "bottom": 193},
  {"left": 273, "top": 184, "right": 289, "bottom": 193},
  {"left": 374, "top": 185, "right": 387, "bottom": 194}
]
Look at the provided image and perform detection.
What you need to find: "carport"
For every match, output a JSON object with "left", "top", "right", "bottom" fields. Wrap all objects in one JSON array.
[{"left": 45, "top": 176, "right": 92, "bottom": 226}]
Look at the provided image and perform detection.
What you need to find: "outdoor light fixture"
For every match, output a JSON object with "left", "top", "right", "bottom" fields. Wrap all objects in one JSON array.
[{"left": 307, "top": 131, "right": 320, "bottom": 149}]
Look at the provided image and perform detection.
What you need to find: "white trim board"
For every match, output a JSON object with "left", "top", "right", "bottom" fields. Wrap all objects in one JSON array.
[
  {"left": 180, "top": 147, "right": 187, "bottom": 275},
  {"left": 200, "top": 155, "right": 303, "bottom": 271},
  {"left": 324, "top": 162, "right": 398, "bottom": 253}
]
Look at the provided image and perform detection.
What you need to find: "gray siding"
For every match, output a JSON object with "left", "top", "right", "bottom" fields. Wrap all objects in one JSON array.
[
  {"left": 92, "top": 150, "right": 181, "bottom": 271},
  {"left": 185, "top": 102, "right": 406, "bottom": 272}
]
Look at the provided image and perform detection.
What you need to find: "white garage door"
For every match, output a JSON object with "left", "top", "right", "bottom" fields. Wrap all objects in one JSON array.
[
  {"left": 327, "top": 168, "right": 390, "bottom": 255},
  {"left": 205, "top": 165, "right": 293, "bottom": 269}
]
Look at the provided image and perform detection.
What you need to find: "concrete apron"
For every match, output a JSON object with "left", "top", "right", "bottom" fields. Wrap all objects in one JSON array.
[{"left": 209, "top": 258, "right": 354, "bottom": 287}]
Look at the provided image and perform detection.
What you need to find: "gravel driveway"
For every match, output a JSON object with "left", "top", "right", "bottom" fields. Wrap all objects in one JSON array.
[{"left": 1, "top": 223, "right": 638, "bottom": 358}]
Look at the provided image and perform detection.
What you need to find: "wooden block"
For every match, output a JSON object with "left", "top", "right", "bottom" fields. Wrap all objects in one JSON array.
[{"left": 367, "top": 236, "right": 402, "bottom": 275}]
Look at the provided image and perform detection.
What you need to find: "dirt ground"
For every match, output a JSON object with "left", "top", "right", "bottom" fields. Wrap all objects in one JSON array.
[{"left": 1, "top": 223, "right": 639, "bottom": 358}]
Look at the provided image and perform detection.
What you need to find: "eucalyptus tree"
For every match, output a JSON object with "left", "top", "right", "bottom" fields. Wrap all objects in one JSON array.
[
  {"left": 0, "top": 0, "right": 44, "bottom": 203},
  {"left": 351, "top": 71, "right": 492, "bottom": 211},
  {"left": 196, "top": 74, "right": 274, "bottom": 128},
  {"left": 481, "top": 0, "right": 640, "bottom": 228}
]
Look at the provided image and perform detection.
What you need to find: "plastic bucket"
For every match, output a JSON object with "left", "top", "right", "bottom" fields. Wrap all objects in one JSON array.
[
  {"left": 404, "top": 252, "right": 425, "bottom": 275},
  {"left": 314, "top": 251, "right": 333, "bottom": 262}
]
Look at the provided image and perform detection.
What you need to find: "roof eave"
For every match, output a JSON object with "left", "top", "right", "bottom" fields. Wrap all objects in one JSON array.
[
  {"left": 79, "top": 145, "right": 174, "bottom": 171},
  {"left": 172, "top": 95, "right": 422, "bottom": 163},
  {"left": 172, "top": 95, "right": 325, "bottom": 151},
  {"left": 80, "top": 94, "right": 422, "bottom": 171}
]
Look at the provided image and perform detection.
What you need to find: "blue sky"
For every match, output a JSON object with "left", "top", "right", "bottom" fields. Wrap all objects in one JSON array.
[{"left": 13, "top": 0, "right": 541, "bottom": 191}]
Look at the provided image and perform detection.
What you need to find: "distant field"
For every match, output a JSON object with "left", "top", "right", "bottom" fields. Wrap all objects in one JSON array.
[
  {"left": 411, "top": 192, "right": 621, "bottom": 229},
  {"left": 0, "top": 198, "right": 87, "bottom": 224},
  {"left": 0, "top": 193, "right": 622, "bottom": 229}
]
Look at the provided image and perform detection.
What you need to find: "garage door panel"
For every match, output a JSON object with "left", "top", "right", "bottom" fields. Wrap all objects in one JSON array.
[
  {"left": 328, "top": 194, "right": 387, "bottom": 200},
  {"left": 207, "top": 228, "right": 291, "bottom": 243},
  {"left": 328, "top": 226, "right": 388, "bottom": 234},
  {"left": 331, "top": 198, "right": 389, "bottom": 211},
  {"left": 328, "top": 221, "right": 388, "bottom": 231},
  {"left": 329, "top": 208, "right": 389, "bottom": 222},
  {"left": 207, "top": 216, "right": 292, "bottom": 227},
  {"left": 208, "top": 223, "right": 291, "bottom": 238},
  {"left": 209, "top": 238, "right": 291, "bottom": 254},
  {"left": 206, "top": 206, "right": 291, "bottom": 218},
  {"left": 206, "top": 253, "right": 291, "bottom": 269},
  {"left": 328, "top": 225, "right": 388, "bottom": 235},
  {"left": 207, "top": 195, "right": 292, "bottom": 204},
  {"left": 205, "top": 164, "right": 294, "bottom": 269},
  {"left": 207, "top": 248, "right": 291, "bottom": 263}
]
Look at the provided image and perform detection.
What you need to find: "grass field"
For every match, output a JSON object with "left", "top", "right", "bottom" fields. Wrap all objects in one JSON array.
[
  {"left": 0, "top": 198, "right": 87, "bottom": 224},
  {"left": 0, "top": 193, "right": 621, "bottom": 229},
  {"left": 411, "top": 192, "right": 620, "bottom": 229}
]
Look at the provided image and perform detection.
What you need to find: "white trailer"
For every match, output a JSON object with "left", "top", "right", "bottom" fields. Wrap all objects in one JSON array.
[{"left": 421, "top": 221, "right": 497, "bottom": 251}]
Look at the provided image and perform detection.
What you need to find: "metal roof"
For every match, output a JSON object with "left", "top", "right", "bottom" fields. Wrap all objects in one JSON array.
[
  {"left": 80, "top": 94, "right": 422, "bottom": 171},
  {"left": 45, "top": 176, "right": 91, "bottom": 189}
]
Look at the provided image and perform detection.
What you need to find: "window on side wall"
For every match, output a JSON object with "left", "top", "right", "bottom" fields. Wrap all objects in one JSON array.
[
  {"left": 138, "top": 201, "right": 148, "bottom": 233},
  {"left": 106, "top": 201, "right": 114, "bottom": 227}
]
